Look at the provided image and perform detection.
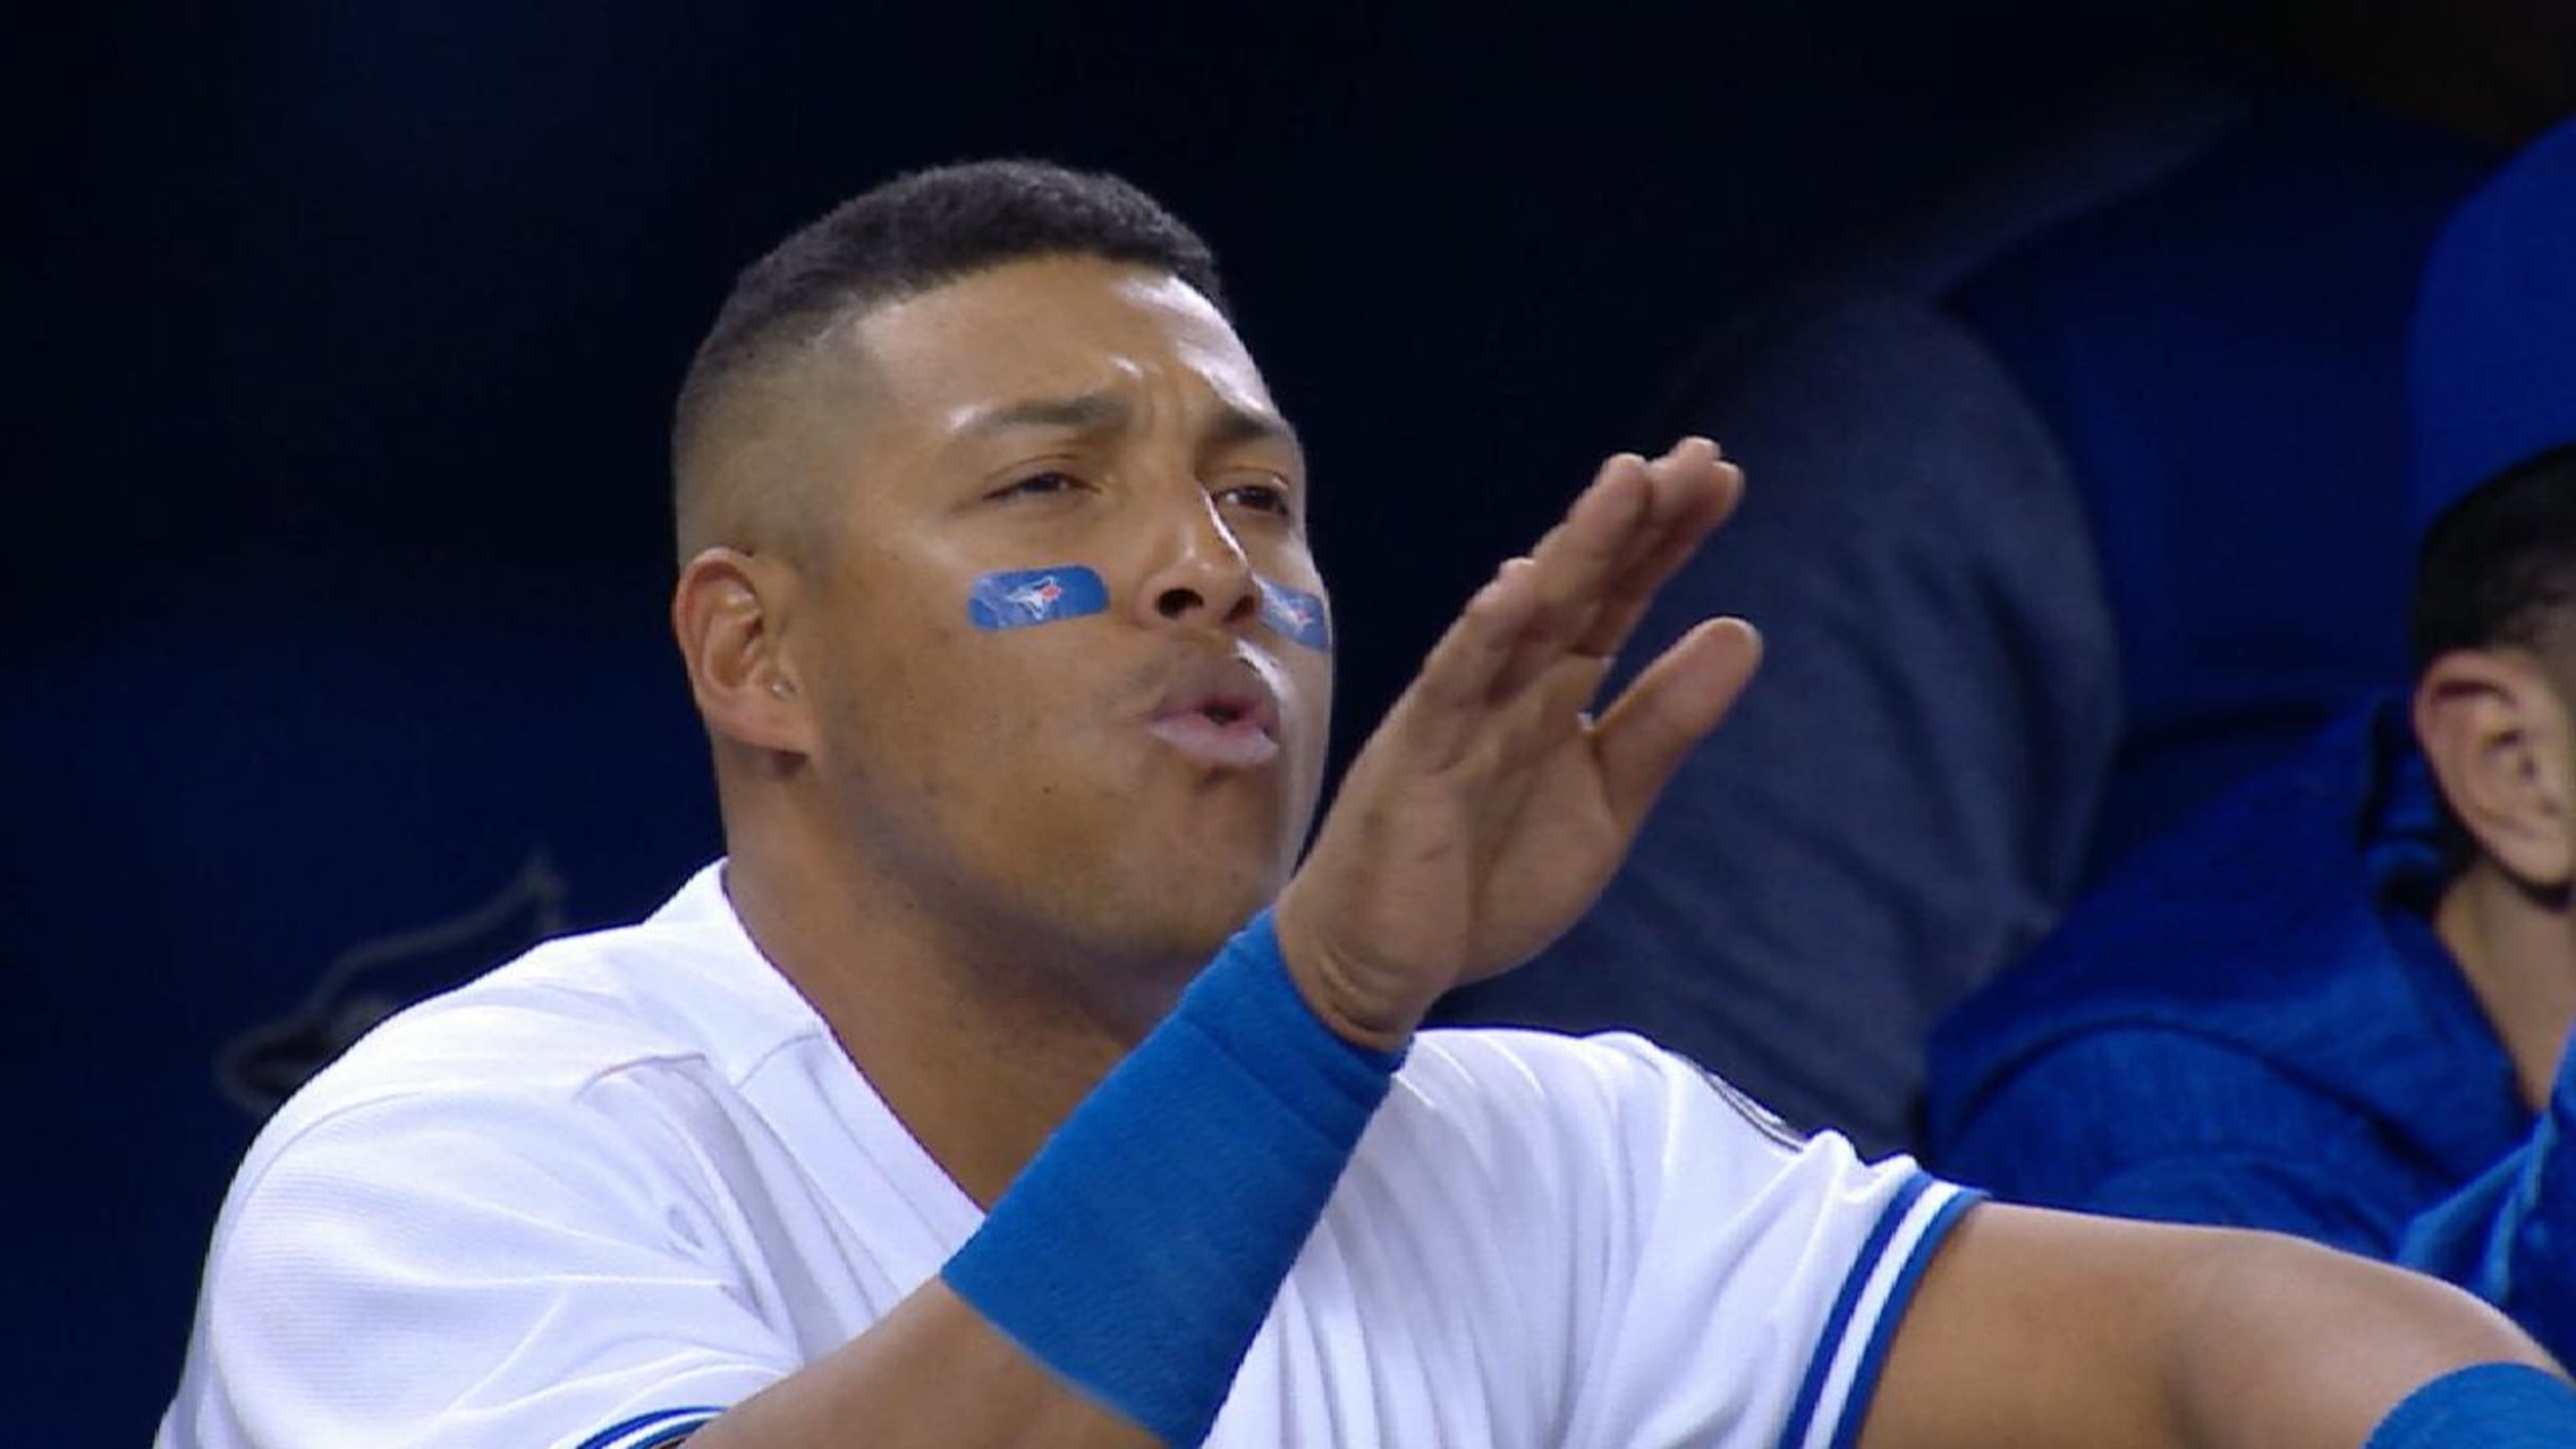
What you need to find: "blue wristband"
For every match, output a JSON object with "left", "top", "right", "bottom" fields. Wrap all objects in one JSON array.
[
  {"left": 943, "top": 909, "right": 1404, "bottom": 1446},
  {"left": 2365, "top": 1363, "right": 2576, "bottom": 1448}
]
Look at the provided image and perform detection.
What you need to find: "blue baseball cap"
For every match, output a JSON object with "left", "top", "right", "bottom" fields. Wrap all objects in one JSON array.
[{"left": 2409, "top": 116, "right": 2576, "bottom": 538}]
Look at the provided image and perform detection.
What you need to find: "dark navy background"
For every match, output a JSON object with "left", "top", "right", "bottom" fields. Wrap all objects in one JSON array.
[{"left": 18, "top": 3, "right": 2179, "bottom": 1434}]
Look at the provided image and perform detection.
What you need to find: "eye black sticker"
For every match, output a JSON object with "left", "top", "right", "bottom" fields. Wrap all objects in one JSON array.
[
  {"left": 968, "top": 566, "right": 1110, "bottom": 631},
  {"left": 1256, "top": 578, "right": 1331, "bottom": 652}
]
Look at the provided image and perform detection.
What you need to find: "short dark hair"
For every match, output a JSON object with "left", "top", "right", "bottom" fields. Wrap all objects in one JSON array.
[
  {"left": 671, "top": 158, "right": 1229, "bottom": 560},
  {"left": 2412, "top": 442, "right": 2576, "bottom": 668}
]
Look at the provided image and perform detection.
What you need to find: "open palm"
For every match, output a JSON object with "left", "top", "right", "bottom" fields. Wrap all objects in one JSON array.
[{"left": 1275, "top": 439, "right": 1762, "bottom": 1051}]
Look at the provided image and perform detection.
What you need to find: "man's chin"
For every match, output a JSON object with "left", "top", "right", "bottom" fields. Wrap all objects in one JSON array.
[{"left": 1108, "top": 864, "right": 1285, "bottom": 966}]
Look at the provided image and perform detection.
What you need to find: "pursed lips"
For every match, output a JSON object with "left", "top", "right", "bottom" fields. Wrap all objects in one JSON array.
[{"left": 1145, "top": 655, "right": 1285, "bottom": 769}]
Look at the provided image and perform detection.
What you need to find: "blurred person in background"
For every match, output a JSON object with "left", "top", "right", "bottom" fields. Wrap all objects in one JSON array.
[
  {"left": 1440, "top": 0, "right": 2576, "bottom": 1156},
  {"left": 1927, "top": 117, "right": 2576, "bottom": 1368}
]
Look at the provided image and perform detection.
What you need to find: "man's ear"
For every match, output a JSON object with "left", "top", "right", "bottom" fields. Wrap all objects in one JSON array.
[
  {"left": 2415, "top": 647, "right": 2576, "bottom": 891},
  {"left": 672, "top": 546, "right": 815, "bottom": 756}
]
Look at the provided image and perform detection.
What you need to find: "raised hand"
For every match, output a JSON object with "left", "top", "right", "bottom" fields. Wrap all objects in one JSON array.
[{"left": 1273, "top": 437, "right": 1761, "bottom": 1051}]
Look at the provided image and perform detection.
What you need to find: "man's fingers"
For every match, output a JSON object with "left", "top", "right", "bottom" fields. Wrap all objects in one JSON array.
[
  {"left": 1400, "top": 554, "right": 1543, "bottom": 759},
  {"left": 1592, "top": 615, "right": 1763, "bottom": 828},
  {"left": 1613, "top": 438, "right": 1728, "bottom": 578},
  {"left": 1488, "top": 453, "right": 1661, "bottom": 699},
  {"left": 1576, "top": 443, "right": 1743, "bottom": 658},
  {"left": 1503, "top": 439, "right": 1740, "bottom": 692},
  {"left": 1394, "top": 439, "right": 1740, "bottom": 768}
]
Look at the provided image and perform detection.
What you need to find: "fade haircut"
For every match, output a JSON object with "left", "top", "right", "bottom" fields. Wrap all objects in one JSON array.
[
  {"left": 670, "top": 158, "right": 1230, "bottom": 565},
  {"left": 2413, "top": 443, "right": 2576, "bottom": 668}
]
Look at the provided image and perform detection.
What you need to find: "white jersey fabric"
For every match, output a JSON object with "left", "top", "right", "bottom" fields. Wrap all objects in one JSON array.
[{"left": 160, "top": 863, "right": 1976, "bottom": 1449}]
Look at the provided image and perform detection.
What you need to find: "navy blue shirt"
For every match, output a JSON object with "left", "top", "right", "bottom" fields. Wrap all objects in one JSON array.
[{"left": 1927, "top": 699, "right": 2576, "bottom": 1360}]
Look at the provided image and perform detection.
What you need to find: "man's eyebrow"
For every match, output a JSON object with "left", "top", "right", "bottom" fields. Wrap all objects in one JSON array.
[
  {"left": 951, "top": 391, "right": 1301, "bottom": 455},
  {"left": 1205, "top": 402, "right": 1301, "bottom": 457},
  {"left": 953, "top": 391, "right": 1133, "bottom": 439}
]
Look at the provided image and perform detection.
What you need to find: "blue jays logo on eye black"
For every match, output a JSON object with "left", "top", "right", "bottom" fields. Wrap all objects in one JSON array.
[
  {"left": 969, "top": 566, "right": 1111, "bottom": 631},
  {"left": 1256, "top": 578, "right": 1332, "bottom": 652}
]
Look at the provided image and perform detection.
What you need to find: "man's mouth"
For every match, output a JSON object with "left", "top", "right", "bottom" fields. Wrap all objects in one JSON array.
[{"left": 1147, "top": 670, "right": 1283, "bottom": 769}]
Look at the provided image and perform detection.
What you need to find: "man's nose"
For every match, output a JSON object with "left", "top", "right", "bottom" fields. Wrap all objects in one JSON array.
[{"left": 1135, "top": 489, "right": 1259, "bottom": 632}]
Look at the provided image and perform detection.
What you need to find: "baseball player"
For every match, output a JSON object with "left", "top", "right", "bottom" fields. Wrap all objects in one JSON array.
[{"left": 159, "top": 159, "right": 2574, "bottom": 1447}]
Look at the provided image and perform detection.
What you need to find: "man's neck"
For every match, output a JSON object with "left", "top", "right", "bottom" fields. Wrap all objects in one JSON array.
[
  {"left": 720, "top": 832, "right": 1190, "bottom": 1208},
  {"left": 2434, "top": 863, "right": 2576, "bottom": 1112}
]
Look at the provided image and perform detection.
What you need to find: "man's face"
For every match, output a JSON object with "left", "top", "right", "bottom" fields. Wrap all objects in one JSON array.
[{"left": 776, "top": 256, "right": 1332, "bottom": 978}]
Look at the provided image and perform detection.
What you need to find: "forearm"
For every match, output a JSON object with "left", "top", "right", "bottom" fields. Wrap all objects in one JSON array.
[
  {"left": 2163, "top": 1230, "right": 2561, "bottom": 1449},
  {"left": 1865, "top": 1205, "right": 2564, "bottom": 1449},
  {"left": 688, "top": 1282, "right": 1156, "bottom": 1449}
]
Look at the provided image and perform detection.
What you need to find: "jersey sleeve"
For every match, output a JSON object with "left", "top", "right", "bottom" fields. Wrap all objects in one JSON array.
[
  {"left": 1555, "top": 1034, "right": 1979, "bottom": 1449},
  {"left": 158, "top": 1078, "right": 797, "bottom": 1449}
]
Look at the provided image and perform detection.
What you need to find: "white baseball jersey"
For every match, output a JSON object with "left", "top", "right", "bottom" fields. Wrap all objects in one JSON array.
[{"left": 159, "top": 863, "right": 1975, "bottom": 1449}]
